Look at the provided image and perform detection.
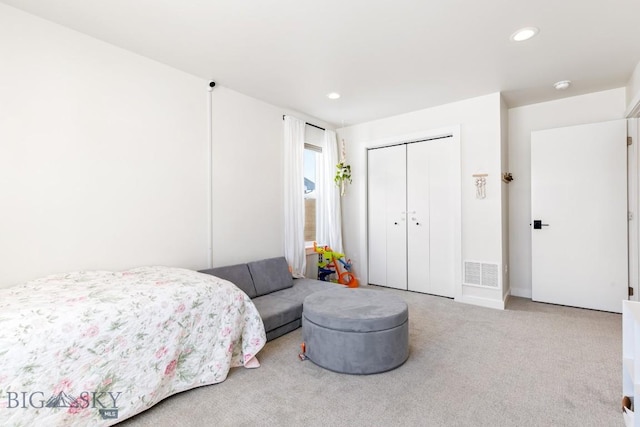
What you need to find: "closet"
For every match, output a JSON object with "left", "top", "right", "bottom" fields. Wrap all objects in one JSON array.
[{"left": 367, "top": 136, "right": 457, "bottom": 297}]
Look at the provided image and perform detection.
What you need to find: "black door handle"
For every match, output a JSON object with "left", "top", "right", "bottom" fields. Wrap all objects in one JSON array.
[{"left": 532, "top": 220, "right": 549, "bottom": 230}]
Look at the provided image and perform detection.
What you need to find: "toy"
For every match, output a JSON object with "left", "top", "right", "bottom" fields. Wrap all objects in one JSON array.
[{"left": 313, "top": 242, "right": 359, "bottom": 288}]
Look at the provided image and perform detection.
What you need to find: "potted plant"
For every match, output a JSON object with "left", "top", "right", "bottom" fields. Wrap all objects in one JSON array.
[{"left": 334, "top": 139, "right": 352, "bottom": 196}]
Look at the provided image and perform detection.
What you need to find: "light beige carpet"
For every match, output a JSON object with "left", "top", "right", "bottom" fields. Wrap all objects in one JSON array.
[{"left": 120, "top": 288, "right": 623, "bottom": 427}]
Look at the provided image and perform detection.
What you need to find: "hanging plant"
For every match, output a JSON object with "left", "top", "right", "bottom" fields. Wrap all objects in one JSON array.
[
  {"left": 334, "top": 139, "right": 351, "bottom": 197},
  {"left": 335, "top": 162, "right": 352, "bottom": 196}
]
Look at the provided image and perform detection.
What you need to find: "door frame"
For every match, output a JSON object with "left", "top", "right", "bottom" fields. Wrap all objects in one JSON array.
[
  {"left": 629, "top": 118, "right": 638, "bottom": 301},
  {"left": 364, "top": 125, "right": 462, "bottom": 299},
  {"left": 627, "top": 92, "right": 640, "bottom": 301}
]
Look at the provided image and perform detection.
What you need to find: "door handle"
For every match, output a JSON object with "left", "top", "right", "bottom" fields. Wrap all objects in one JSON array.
[{"left": 532, "top": 220, "right": 549, "bottom": 230}]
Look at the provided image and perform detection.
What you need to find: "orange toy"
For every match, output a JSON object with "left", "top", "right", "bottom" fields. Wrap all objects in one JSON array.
[
  {"left": 337, "top": 263, "right": 359, "bottom": 288},
  {"left": 313, "top": 242, "right": 359, "bottom": 288}
]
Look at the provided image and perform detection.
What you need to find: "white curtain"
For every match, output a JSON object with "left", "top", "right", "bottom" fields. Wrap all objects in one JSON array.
[
  {"left": 317, "top": 129, "right": 343, "bottom": 254},
  {"left": 283, "top": 115, "right": 306, "bottom": 277}
]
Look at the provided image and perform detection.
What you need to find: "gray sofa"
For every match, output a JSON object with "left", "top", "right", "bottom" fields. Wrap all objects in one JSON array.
[{"left": 199, "top": 257, "right": 336, "bottom": 341}]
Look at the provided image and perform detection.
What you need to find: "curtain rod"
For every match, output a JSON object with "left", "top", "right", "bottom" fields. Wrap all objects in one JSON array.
[{"left": 282, "top": 115, "right": 325, "bottom": 131}]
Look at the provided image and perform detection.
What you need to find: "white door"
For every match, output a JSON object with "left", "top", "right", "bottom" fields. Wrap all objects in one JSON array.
[
  {"left": 368, "top": 145, "right": 407, "bottom": 289},
  {"left": 407, "top": 142, "right": 431, "bottom": 293},
  {"left": 425, "top": 138, "right": 456, "bottom": 297},
  {"left": 407, "top": 139, "right": 456, "bottom": 297},
  {"left": 531, "top": 120, "right": 628, "bottom": 313}
]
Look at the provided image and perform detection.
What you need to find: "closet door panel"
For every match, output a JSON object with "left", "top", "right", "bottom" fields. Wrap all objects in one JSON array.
[
  {"left": 428, "top": 139, "right": 455, "bottom": 297},
  {"left": 406, "top": 142, "right": 430, "bottom": 293},
  {"left": 384, "top": 145, "right": 408, "bottom": 289},
  {"left": 367, "top": 148, "right": 388, "bottom": 286},
  {"left": 369, "top": 135, "right": 458, "bottom": 297}
]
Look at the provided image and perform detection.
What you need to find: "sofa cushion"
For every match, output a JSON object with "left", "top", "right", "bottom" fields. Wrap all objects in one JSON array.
[
  {"left": 198, "top": 264, "right": 257, "bottom": 298},
  {"left": 251, "top": 295, "right": 302, "bottom": 333},
  {"left": 276, "top": 279, "right": 337, "bottom": 303},
  {"left": 248, "top": 257, "right": 293, "bottom": 296}
]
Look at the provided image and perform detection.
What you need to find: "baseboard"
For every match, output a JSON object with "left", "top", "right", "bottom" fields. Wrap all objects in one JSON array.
[
  {"left": 510, "top": 287, "right": 532, "bottom": 298},
  {"left": 456, "top": 294, "right": 506, "bottom": 310}
]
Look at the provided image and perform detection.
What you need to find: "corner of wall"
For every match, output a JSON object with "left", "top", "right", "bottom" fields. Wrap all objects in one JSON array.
[
  {"left": 500, "top": 94, "right": 510, "bottom": 297},
  {"left": 626, "top": 61, "right": 640, "bottom": 117}
]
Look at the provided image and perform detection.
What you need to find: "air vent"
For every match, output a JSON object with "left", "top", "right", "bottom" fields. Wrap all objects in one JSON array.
[
  {"left": 464, "top": 261, "right": 499, "bottom": 288},
  {"left": 464, "top": 261, "right": 482, "bottom": 286}
]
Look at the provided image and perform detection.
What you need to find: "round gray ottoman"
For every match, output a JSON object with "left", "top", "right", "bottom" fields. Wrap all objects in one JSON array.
[{"left": 302, "top": 287, "right": 409, "bottom": 374}]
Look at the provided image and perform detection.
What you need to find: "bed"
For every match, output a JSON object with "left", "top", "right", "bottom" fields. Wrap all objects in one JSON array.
[{"left": 0, "top": 266, "right": 266, "bottom": 426}]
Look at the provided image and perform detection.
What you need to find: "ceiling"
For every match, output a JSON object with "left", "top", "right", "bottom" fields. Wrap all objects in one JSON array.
[{"left": 3, "top": 0, "right": 640, "bottom": 127}]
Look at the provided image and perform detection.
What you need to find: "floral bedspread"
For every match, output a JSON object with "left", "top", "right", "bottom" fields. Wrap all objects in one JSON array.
[{"left": 0, "top": 266, "right": 266, "bottom": 426}]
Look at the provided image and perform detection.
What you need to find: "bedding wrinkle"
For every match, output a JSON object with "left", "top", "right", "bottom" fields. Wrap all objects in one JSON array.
[{"left": 0, "top": 266, "right": 266, "bottom": 426}]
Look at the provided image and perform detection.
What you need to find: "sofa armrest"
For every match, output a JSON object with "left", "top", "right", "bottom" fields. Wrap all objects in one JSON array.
[{"left": 199, "top": 264, "right": 257, "bottom": 298}]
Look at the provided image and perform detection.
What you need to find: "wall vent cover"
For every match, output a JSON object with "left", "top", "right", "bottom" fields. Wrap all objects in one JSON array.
[{"left": 464, "top": 261, "right": 499, "bottom": 288}]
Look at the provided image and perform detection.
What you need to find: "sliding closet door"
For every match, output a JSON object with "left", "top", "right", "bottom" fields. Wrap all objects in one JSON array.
[
  {"left": 406, "top": 142, "right": 430, "bottom": 293},
  {"left": 368, "top": 145, "right": 407, "bottom": 289},
  {"left": 407, "top": 138, "right": 455, "bottom": 297},
  {"left": 425, "top": 138, "right": 455, "bottom": 297},
  {"left": 367, "top": 147, "right": 388, "bottom": 286}
]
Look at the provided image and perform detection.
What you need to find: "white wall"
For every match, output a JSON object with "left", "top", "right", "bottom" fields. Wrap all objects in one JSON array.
[
  {"left": 338, "top": 92, "right": 507, "bottom": 308},
  {"left": 0, "top": 5, "right": 333, "bottom": 286},
  {"left": 507, "top": 88, "right": 626, "bottom": 298},
  {"left": 0, "top": 4, "right": 211, "bottom": 288},
  {"left": 209, "top": 87, "right": 284, "bottom": 266},
  {"left": 209, "top": 87, "right": 331, "bottom": 267}
]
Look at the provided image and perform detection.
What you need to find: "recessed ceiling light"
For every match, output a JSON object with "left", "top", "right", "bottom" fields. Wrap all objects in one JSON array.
[
  {"left": 511, "top": 27, "right": 539, "bottom": 42},
  {"left": 553, "top": 80, "right": 571, "bottom": 90},
  {"left": 326, "top": 92, "right": 341, "bottom": 100}
]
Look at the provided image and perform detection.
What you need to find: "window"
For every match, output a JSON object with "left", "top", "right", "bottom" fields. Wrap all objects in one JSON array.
[{"left": 304, "top": 144, "right": 321, "bottom": 243}]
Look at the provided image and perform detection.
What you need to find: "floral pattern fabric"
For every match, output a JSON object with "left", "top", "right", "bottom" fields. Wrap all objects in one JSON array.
[{"left": 0, "top": 266, "right": 266, "bottom": 426}]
